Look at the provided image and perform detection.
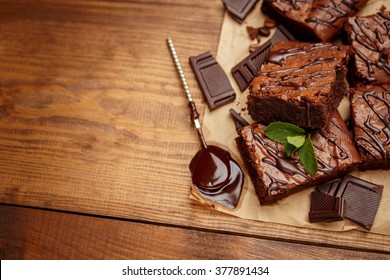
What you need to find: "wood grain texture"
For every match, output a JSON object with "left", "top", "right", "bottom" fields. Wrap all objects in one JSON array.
[
  {"left": 0, "top": 0, "right": 389, "bottom": 257},
  {"left": 1, "top": 205, "right": 389, "bottom": 260}
]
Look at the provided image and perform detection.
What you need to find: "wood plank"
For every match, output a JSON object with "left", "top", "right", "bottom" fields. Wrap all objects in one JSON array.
[
  {"left": 1, "top": 205, "right": 389, "bottom": 259},
  {"left": 0, "top": 0, "right": 389, "bottom": 254}
]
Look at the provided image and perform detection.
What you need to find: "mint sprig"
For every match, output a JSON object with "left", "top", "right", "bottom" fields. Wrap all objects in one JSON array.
[{"left": 264, "top": 122, "right": 318, "bottom": 174}]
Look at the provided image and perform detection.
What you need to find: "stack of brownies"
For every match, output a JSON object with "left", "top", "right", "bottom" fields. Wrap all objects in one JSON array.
[{"left": 234, "top": 1, "right": 389, "bottom": 229}]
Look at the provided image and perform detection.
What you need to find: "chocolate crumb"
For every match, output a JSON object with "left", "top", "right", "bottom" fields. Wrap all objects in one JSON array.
[
  {"left": 249, "top": 43, "right": 261, "bottom": 53},
  {"left": 246, "top": 26, "right": 258, "bottom": 40},
  {"left": 380, "top": 5, "right": 386, "bottom": 12}
]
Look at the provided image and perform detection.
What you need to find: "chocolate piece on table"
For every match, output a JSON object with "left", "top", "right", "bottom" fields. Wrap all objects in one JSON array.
[
  {"left": 229, "top": 108, "right": 250, "bottom": 130},
  {"left": 222, "top": 0, "right": 259, "bottom": 23},
  {"left": 247, "top": 26, "right": 259, "bottom": 40},
  {"left": 335, "top": 175, "right": 384, "bottom": 231},
  {"left": 344, "top": 11, "right": 390, "bottom": 85},
  {"left": 261, "top": 0, "right": 367, "bottom": 42},
  {"left": 317, "top": 174, "right": 384, "bottom": 230},
  {"left": 231, "top": 25, "right": 296, "bottom": 92},
  {"left": 235, "top": 111, "right": 361, "bottom": 204},
  {"left": 248, "top": 41, "right": 351, "bottom": 129},
  {"left": 350, "top": 84, "right": 390, "bottom": 170},
  {"left": 309, "top": 191, "right": 345, "bottom": 223},
  {"left": 258, "top": 27, "right": 270, "bottom": 37},
  {"left": 189, "top": 52, "right": 236, "bottom": 110},
  {"left": 315, "top": 178, "right": 342, "bottom": 196}
]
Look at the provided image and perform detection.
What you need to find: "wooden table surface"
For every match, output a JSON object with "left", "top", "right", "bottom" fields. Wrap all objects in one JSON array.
[{"left": 0, "top": 0, "right": 389, "bottom": 260}]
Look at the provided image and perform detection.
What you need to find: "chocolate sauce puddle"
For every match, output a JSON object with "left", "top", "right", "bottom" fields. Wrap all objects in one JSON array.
[
  {"left": 167, "top": 37, "right": 244, "bottom": 209},
  {"left": 190, "top": 145, "right": 244, "bottom": 209}
]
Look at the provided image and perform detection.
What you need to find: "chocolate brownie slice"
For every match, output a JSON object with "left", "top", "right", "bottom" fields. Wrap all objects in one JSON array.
[
  {"left": 248, "top": 41, "right": 351, "bottom": 129},
  {"left": 344, "top": 11, "right": 390, "bottom": 85},
  {"left": 261, "top": 0, "right": 367, "bottom": 42},
  {"left": 350, "top": 84, "right": 390, "bottom": 170},
  {"left": 236, "top": 111, "right": 361, "bottom": 204}
]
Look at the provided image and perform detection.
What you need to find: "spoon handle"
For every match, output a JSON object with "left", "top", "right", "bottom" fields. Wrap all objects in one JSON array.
[{"left": 166, "top": 37, "right": 207, "bottom": 149}]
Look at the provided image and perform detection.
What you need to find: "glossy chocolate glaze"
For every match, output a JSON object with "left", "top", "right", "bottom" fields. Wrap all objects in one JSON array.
[
  {"left": 238, "top": 111, "right": 361, "bottom": 203},
  {"left": 346, "top": 12, "right": 390, "bottom": 84},
  {"left": 351, "top": 84, "right": 390, "bottom": 169},
  {"left": 189, "top": 145, "right": 244, "bottom": 209}
]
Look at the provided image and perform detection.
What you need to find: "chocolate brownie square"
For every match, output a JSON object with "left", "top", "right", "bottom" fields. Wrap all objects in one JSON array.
[
  {"left": 236, "top": 111, "right": 361, "bottom": 204},
  {"left": 350, "top": 84, "right": 390, "bottom": 170},
  {"left": 248, "top": 41, "right": 351, "bottom": 129},
  {"left": 344, "top": 11, "right": 390, "bottom": 85},
  {"left": 261, "top": 0, "right": 367, "bottom": 42}
]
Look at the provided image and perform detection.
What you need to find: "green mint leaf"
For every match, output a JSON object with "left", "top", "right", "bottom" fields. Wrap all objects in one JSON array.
[
  {"left": 284, "top": 143, "right": 298, "bottom": 157},
  {"left": 287, "top": 135, "right": 306, "bottom": 148},
  {"left": 298, "top": 134, "right": 318, "bottom": 175},
  {"left": 264, "top": 122, "right": 306, "bottom": 144}
]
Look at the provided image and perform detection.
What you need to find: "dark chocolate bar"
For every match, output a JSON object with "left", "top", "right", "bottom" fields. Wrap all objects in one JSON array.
[
  {"left": 317, "top": 174, "right": 384, "bottom": 230},
  {"left": 231, "top": 25, "right": 295, "bottom": 92},
  {"left": 229, "top": 108, "right": 249, "bottom": 130},
  {"left": 189, "top": 52, "right": 236, "bottom": 110},
  {"left": 309, "top": 191, "right": 345, "bottom": 223},
  {"left": 222, "top": 0, "right": 259, "bottom": 23},
  {"left": 316, "top": 178, "right": 343, "bottom": 196},
  {"left": 335, "top": 175, "right": 384, "bottom": 231}
]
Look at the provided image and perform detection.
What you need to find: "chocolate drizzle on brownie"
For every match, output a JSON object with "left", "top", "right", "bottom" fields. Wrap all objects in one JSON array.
[
  {"left": 236, "top": 111, "right": 361, "bottom": 204},
  {"left": 262, "top": 0, "right": 367, "bottom": 41},
  {"left": 345, "top": 11, "right": 390, "bottom": 84},
  {"left": 355, "top": 90, "right": 390, "bottom": 161},
  {"left": 250, "top": 127, "right": 310, "bottom": 179},
  {"left": 249, "top": 41, "right": 350, "bottom": 128},
  {"left": 305, "top": 0, "right": 361, "bottom": 27}
]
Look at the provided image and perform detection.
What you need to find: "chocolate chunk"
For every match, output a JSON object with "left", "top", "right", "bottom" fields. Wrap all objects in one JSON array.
[
  {"left": 249, "top": 43, "right": 261, "bottom": 53},
  {"left": 317, "top": 174, "right": 384, "bottom": 230},
  {"left": 229, "top": 108, "right": 249, "bottom": 130},
  {"left": 316, "top": 178, "right": 343, "bottom": 196},
  {"left": 222, "top": 0, "right": 259, "bottom": 23},
  {"left": 258, "top": 27, "right": 270, "bottom": 37},
  {"left": 336, "top": 175, "right": 384, "bottom": 231},
  {"left": 231, "top": 25, "right": 296, "bottom": 92},
  {"left": 189, "top": 52, "right": 236, "bottom": 110},
  {"left": 309, "top": 191, "right": 345, "bottom": 223}
]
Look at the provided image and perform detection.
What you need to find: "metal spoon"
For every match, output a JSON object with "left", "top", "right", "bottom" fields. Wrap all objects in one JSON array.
[{"left": 166, "top": 37, "right": 244, "bottom": 209}]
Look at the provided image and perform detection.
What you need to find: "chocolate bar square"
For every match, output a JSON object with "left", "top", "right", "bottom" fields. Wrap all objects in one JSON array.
[
  {"left": 316, "top": 174, "right": 384, "bottom": 230},
  {"left": 309, "top": 191, "right": 344, "bottom": 223},
  {"left": 189, "top": 52, "right": 236, "bottom": 110}
]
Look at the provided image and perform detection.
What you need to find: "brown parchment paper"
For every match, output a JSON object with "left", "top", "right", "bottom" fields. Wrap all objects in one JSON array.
[{"left": 199, "top": 0, "right": 390, "bottom": 235}]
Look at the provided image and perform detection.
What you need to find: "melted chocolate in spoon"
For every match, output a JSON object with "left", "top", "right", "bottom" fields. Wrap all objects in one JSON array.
[{"left": 167, "top": 37, "right": 244, "bottom": 209}]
